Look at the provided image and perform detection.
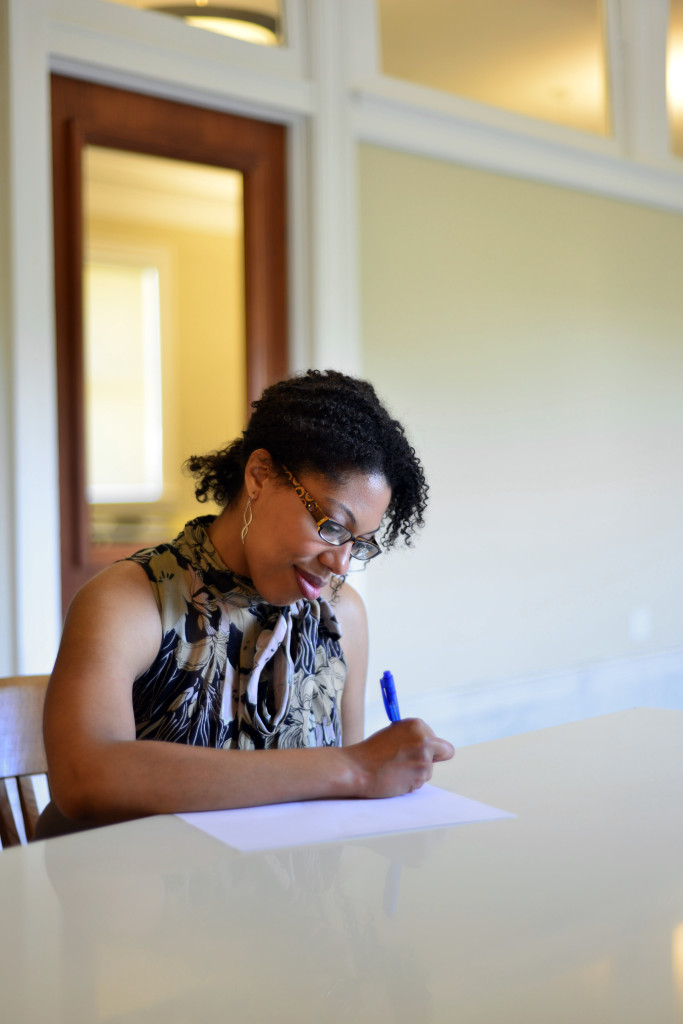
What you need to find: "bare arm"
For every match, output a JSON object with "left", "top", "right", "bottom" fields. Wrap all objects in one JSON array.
[
  {"left": 327, "top": 581, "right": 368, "bottom": 746},
  {"left": 44, "top": 565, "right": 454, "bottom": 824}
]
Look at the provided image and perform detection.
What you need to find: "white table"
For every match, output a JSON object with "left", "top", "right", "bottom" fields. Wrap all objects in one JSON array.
[{"left": 2, "top": 708, "right": 682, "bottom": 1023}]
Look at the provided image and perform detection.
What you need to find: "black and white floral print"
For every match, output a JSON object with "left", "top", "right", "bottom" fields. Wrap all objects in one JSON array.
[{"left": 129, "top": 516, "right": 346, "bottom": 750}]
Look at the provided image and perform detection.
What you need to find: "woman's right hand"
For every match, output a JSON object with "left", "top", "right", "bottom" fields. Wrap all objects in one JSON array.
[{"left": 346, "top": 719, "right": 455, "bottom": 799}]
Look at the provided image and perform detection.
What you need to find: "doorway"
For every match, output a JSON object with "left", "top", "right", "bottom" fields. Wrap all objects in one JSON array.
[{"left": 51, "top": 75, "right": 287, "bottom": 611}]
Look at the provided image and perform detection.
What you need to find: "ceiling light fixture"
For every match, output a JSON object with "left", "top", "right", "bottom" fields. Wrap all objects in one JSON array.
[{"left": 150, "top": 4, "right": 280, "bottom": 45}]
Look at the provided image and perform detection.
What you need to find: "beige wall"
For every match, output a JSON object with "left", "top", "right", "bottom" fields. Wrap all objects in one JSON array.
[{"left": 359, "top": 145, "right": 683, "bottom": 697}]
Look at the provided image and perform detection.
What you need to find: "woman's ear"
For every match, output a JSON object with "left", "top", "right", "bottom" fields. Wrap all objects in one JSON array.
[{"left": 244, "top": 448, "right": 276, "bottom": 499}]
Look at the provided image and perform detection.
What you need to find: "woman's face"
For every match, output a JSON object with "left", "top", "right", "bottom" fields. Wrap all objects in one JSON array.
[{"left": 243, "top": 463, "right": 392, "bottom": 606}]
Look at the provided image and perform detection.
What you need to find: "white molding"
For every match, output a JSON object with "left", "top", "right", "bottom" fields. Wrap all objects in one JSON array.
[
  {"left": 365, "top": 646, "right": 683, "bottom": 745},
  {"left": 47, "top": 51, "right": 313, "bottom": 122},
  {"left": 48, "top": 0, "right": 306, "bottom": 78},
  {"left": 604, "top": 0, "right": 628, "bottom": 151},
  {"left": 279, "top": 0, "right": 308, "bottom": 77},
  {"left": 47, "top": 0, "right": 314, "bottom": 121},
  {"left": 617, "top": 0, "right": 670, "bottom": 162},
  {"left": 48, "top": 52, "right": 314, "bottom": 125},
  {"left": 351, "top": 84, "right": 683, "bottom": 214},
  {"left": 305, "top": 0, "right": 362, "bottom": 375},
  {"left": 0, "top": 0, "right": 17, "bottom": 673},
  {"left": 286, "top": 116, "right": 314, "bottom": 374},
  {"left": 4, "top": 0, "right": 62, "bottom": 673},
  {"left": 344, "top": 0, "right": 380, "bottom": 84},
  {"left": 49, "top": 55, "right": 314, "bottom": 126}
]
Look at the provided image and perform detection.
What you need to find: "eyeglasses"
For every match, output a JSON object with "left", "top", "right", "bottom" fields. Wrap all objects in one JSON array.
[{"left": 282, "top": 466, "right": 382, "bottom": 562}]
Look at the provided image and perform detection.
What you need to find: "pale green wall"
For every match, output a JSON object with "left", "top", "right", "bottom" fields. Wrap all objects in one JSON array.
[{"left": 359, "top": 144, "right": 683, "bottom": 696}]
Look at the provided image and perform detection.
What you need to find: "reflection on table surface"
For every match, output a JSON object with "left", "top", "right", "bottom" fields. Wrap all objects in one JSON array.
[{"left": 2, "top": 708, "right": 683, "bottom": 1023}]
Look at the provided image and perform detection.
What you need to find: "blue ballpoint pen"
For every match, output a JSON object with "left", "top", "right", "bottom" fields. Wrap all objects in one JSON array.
[{"left": 380, "top": 670, "right": 401, "bottom": 723}]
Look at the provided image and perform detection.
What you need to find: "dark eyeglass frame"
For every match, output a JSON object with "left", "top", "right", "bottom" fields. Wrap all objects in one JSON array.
[{"left": 282, "top": 466, "right": 382, "bottom": 562}]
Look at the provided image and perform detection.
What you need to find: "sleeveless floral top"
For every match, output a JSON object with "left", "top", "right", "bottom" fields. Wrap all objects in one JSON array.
[{"left": 127, "top": 517, "right": 347, "bottom": 750}]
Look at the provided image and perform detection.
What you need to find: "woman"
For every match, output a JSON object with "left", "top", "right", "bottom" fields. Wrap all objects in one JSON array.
[{"left": 38, "top": 370, "right": 454, "bottom": 837}]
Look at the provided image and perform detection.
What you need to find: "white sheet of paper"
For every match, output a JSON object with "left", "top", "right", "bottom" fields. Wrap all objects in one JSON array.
[{"left": 177, "top": 785, "right": 514, "bottom": 852}]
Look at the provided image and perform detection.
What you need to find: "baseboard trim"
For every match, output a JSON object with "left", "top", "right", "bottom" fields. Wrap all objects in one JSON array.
[{"left": 364, "top": 646, "right": 683, "bottom": 747}]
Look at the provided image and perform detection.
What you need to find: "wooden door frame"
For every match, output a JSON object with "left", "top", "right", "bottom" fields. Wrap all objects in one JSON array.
[{"left": 51, "top": 74, "right": 287, "bottom": 611}]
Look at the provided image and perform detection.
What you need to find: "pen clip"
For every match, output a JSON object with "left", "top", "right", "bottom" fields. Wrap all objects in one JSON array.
[{"left": 380, "top": 670, "right": 401, "bottom": 723}]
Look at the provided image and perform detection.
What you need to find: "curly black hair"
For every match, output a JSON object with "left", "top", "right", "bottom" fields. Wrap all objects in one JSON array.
[{"left": 184, "top": 369, "right": 428, "bottom": 549}]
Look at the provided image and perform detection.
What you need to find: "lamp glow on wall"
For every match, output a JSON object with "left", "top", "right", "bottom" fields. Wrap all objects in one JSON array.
[
  {"left": 667, "top": 7, "right": 683, "bottom": 157},
  {"left": 669, "top": 46, "right": 683, "bottom": 108},
  {"left": 150, "top": 2, "right": 280, "bottom": 45}
]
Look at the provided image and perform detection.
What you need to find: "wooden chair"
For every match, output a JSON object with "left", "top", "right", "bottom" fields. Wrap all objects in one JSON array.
[{"left": 0, "top": 675, "right": 50, "bottom": 847}]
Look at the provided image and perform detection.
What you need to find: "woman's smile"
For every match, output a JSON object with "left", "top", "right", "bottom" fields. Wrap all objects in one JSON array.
[{"left": 293, "top": 566, "right": 329, "bottom": 601}]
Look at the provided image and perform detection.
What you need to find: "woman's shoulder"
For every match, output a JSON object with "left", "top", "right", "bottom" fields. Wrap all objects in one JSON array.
[
  {"left": 66, "top": 559, "right": 160, "bottom": 622},
  {"left": 55, "top": 560, "right": 164, "bottom": 684},
  {"left": 78, "top": 557, "right": 156, "bottom": 594}
]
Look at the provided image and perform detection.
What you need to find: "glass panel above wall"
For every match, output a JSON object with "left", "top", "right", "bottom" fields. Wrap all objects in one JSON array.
[
  {"left": 377, "top": 0, "right": 611, "bottom": 136},
  {"left": 669, "top": 0, "right": 683, "bottom": 156},
  {"left": 101, "top": 0, "right": 285, "bottom": 46}
]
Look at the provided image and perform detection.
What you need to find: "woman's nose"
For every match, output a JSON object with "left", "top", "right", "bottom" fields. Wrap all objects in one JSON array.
[{"left": 319, "top": 543, "right": 352, "bottom": 576}]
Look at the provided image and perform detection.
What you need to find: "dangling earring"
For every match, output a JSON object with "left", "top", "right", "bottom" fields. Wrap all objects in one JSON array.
[{"left": 241, "top": 497, "right": 253, "bottom": 544}]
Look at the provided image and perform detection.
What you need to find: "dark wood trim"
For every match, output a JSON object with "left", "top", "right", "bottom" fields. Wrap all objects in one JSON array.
[{"left": 51, "top": 74, "right": 288, "bottom": 612}]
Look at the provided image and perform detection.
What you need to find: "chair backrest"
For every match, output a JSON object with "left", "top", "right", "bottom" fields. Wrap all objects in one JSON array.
[{"left": 0, "top": 675, "right": 50, "bottom": 847}]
